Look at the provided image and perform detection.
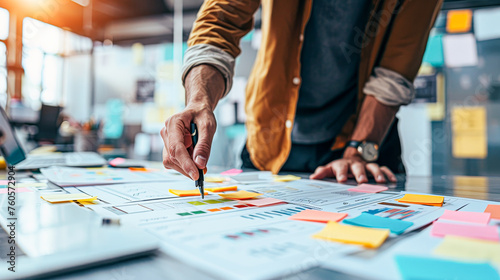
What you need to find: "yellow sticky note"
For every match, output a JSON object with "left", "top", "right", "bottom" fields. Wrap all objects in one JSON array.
[
  {"left": 447, "top": 10, "right": 472, "bottom": 33},
  {"left": 434, "top": 236, "right": 500, "bottom": 265},
  {"left": 273, "top": 175, "right": 301, "bottom": 182},
  {"left": 312, "top": 222, "right": 389, "bottom": 249},
  {"left": 218, "top": 190, "right": 263, "bottom": 200},
  {"left": 169, "top": 189, "right": 208, "bottom": 197},
  {"left": 452, "top": 107, "right": 487, "bottom": 159},
  {"left": 205, "top": 177, "right": 227, "bottom": 183},
  {"left": 396, "top": 193, "right": 444, "bottom": 206},
  {"left": 205, "top": 186, "right": 237, "bottom": 192},
  {"left": 41, "top": 193, "right": 97, "bottom": 203}
]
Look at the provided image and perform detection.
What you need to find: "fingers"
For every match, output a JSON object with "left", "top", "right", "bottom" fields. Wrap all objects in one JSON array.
[
  {"left": 193, "top": 116, "right": 217, "bottom": 169},
  {"left": 161, "top": 116, "right": 199, "bottom": 180},
  {"left": 332, "top": 161, "right": 349, "bottom": 182},
  {"left": 309, "top": 165, "right": 334, "bottom": 180},
  {"left": 350, "top": 161, "right": 368, "bottom": 183},
  {"left": 365, "top": 163, "right": 386, "bottom": 183},
  {"left": 380, "top": 166, "right": 397, "bottom": 182}
]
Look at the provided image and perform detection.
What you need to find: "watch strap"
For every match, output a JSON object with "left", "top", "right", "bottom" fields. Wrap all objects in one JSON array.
[{"left": 347, "top": 140, "right": 361, "bottom": 149}]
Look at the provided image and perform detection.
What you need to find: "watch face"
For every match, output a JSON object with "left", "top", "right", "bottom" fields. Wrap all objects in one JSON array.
[{"left": 360, "top": 142, "right": 379, "bottom": 162}]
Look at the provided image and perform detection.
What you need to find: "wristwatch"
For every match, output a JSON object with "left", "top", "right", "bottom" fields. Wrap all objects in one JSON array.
[{"left": 347, "top": 141, "right": 379, "bottom": 162}]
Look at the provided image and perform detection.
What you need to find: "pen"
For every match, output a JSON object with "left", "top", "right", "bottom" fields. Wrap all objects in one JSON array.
[{"left": 190, "top": 122, "right": 205, "bottom": 199}]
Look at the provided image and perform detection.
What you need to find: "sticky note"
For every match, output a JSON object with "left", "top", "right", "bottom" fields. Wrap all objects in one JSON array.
[
  {"left": 169, "top": 189, "right": 208, "bottom": 197},
  {"left": 343, "top": 213, "right": 413, "bottom": 235},
  {"left": 440, "top": 209, "right": 491, "bottom": 224},
  {"left": 273, "top": 175, "right": 301, "bottom": 182},
  {"left": 0, "top": 187, "right": 33, "bottom": 194},
  {"left": 205, "top": 186, "right": 237, "bottom": 192},
  {"left": 289, "top": 210, "right": 347, "bottom": 223},
  {"left": 447, "top": 10, "right": 472, "bottom": 33},
  {"left": 423, "top": 34, "right": 444, "bottom": 67},
  {"left": 395, "top": 255, "right": 500, "bottom": 280},
  {"left": 485, "top": 204, "right": 500, "bottom": 220},
  {"left": 434, "top": 236, "right": 500, "bottom": 265},
  {"left": 396, "top": 194, "right": 444, "bottom": 206},
  {"left": 452, "top": 107, "right": 487, "bottom": 159},
  {"left": 220, "top": 169, "right": 243, "bottom": 176},
  {"left": 129, "top": 167, "right": 150, "bottom": 172},
  {"left": 474, "top": 8, "right": 500, "bottom": 41},
  {"left": 218, "top": 190, "right": 262, "bottom": 200},
  {"left": 239, "top": 197, "right": 285, "bottom": 207},
  {"left": 431, "top": 221, "right": 499, "bottom": 242},
  {"left": 109, "top": 157, "right": 125, "bottom": 166},
  {"left": 0, "top": 180, "right": 8, "bottom": 185},
  {"left": 41, "top": 193, "right": 97, "bottom": 203},
  {"left": 205, "top": 177, "right": 227, "bottom": 183},
  {"left": 443, "top": 34, "right": 478, "bottom": 68},
  {"left": 348, "top": 184, "right": 388, "bottom": 193},
  {"left": 312, "top": 222, "right": 389, "bottom": 248}
]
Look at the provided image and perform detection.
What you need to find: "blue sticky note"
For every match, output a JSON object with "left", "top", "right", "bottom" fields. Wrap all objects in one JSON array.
[
  {"left": 422, "top": 34, "right": 444, "bottom": 67},
  {"left": 343, "top": 213, "right": 413, "bottom": 234},
  {"left": 395, "top": 255, "right": 500, "bottom": 280}
]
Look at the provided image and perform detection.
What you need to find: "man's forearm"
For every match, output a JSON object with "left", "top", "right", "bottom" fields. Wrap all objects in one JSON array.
[
  {"left": 185, "top": 64, "right": 226, "bottom": 111},
  {"left": 348, "top": 95, "right": 399, "bottom": 150}
]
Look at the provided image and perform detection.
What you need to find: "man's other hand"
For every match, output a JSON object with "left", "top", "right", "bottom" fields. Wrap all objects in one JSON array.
[{"left": 309, "top": 148, "right": 397, "bottom": 183}]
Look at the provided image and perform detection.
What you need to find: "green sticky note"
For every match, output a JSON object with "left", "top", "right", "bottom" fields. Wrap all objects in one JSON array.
[
  {"left": 343, "top": 213, "right": 413, "bottom": 235},
  {"left": 422, "top": 34, "right": 444, "bottom": 67},
  {"left": 188, "top": 201, "right": 206, "bottom": 206},
  {"left": 395, "top": 255, "right": 500, "bottom": 280},
  {"left": 205, "top": 200, "right": 224, "bottom": 204},
  {"left": 177, "top": 212, "right": 192, "bottom": 216},
  {"left": 191, "top": 211, "right": 205, "bottom": 214}
]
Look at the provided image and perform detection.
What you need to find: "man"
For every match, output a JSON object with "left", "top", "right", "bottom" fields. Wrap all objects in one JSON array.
[{"left": 161, "top": 0, "right": 442, "bottom": 184}]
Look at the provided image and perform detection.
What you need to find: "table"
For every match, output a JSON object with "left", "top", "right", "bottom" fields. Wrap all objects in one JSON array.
[{"left": 2, "top": 171, "right": 499, "bottom": 280}]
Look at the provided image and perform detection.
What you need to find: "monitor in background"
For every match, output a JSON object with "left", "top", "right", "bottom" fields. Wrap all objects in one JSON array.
[{"left": 0, "top": 106, "right": 27, "bottom": 165}]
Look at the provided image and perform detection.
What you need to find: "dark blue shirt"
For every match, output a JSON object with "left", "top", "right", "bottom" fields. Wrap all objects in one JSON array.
[{"left": 292, "top": 0, "right": 371, "bottom": 144}]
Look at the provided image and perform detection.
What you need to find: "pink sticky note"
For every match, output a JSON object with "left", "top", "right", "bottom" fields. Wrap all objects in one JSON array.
[
  {"left": 289, "top": 209, "right": 348, "bottom": 223},
  {"left": 239, "top": 197, "right": 286, "bottom": 207},
  {"left": 220, "top": 169, "right": 243, "bottom": 176},
  {"left": 348, "top": 184, "right": 388, "bottom": 193},
  {"left": 431, "top": 221, "right": 499, "bottom": 242},
  {"left": 0, "top": 180, "right": 9, "bottom": 185},
  {"left": 109, "top": 157, "right": 126, "bottom": 166},
  {"left": 439, "top": 210, "right": 491, "bottom": 224},
  {"left": 0, "top": 187, "right": 33, "bottom": 194}
]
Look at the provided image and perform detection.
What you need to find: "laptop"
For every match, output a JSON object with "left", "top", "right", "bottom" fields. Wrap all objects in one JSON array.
[
  {"left": 0, "top": 199, "right": 159, "bottom": 279},
  {"left": 0, "top": 106, "right": 106, "bottom": 170}
]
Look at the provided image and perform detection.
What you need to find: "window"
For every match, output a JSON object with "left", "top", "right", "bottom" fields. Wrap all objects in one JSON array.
[{"left": 21, "top": 18, "right": 92, "bottom": 108}]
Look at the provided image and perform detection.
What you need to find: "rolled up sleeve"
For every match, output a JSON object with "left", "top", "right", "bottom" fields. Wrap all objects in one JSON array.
[
  {"left": 182, "top": 44, "right": 235, "bottom": 97},
  {"left": 363, "top": 67, "right": 416, "bottom": 106}
]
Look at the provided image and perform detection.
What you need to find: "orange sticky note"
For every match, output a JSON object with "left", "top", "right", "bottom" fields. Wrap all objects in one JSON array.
[
  {"left": 205, "top": 186, "right": 237, "bottom": 192},
  {"left": 447, "top": 10, "right": 472, "bottom": 33},
  {"left": 289, "top": 210, "right": 347, "bottom": 223},
  {"left": 396, "top": 194, "right": 444, "bottom": 206},
  {"left": 169, "top": 189, "right": 208, "bottom": 197},
  {"left": 484, "top": 204, "right": 500, "bottom": 220},
  {"left": 218, "top": 190, "right": 263, "bottom": 200},
  {"left": 312, "top": 222, "right": 389, "bottom": 249}
]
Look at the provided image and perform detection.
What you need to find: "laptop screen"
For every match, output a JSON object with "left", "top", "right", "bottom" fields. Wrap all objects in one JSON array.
[{"left": 0, "top": 106, "right": 26, "bottom": 165}]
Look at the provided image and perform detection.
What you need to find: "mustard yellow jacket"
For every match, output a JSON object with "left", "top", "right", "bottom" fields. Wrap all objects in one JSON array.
[{"left": 188, "top": 0, "right": 443, "bottom": 173}]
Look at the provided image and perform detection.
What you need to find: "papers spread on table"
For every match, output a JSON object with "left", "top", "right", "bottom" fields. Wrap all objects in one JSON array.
[{"left": 28, "top": 169, "right": 500, "bottom": 280}]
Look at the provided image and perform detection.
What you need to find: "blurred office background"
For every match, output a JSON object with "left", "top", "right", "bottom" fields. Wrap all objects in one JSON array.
[{"left": 1, "top": 0, "right": 500, "bottom": 177}]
